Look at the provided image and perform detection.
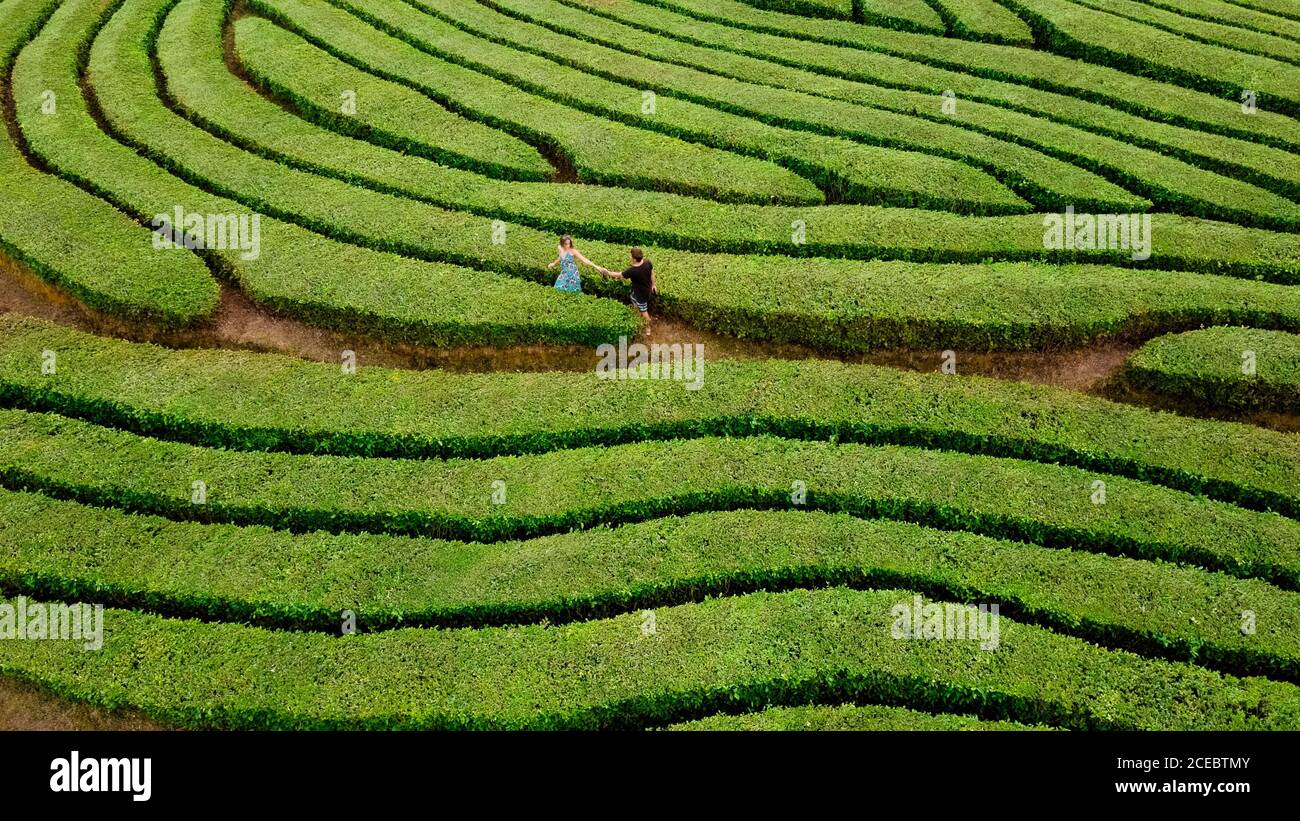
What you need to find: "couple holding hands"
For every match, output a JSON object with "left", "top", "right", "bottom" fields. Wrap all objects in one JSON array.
[{"left": 548, "top": 235, "right": 656, "bottom": 329}]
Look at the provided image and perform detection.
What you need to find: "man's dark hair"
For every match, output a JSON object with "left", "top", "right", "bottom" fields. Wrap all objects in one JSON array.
[{"left": 630, "top": 247, "right": 644, "bottom": 262}]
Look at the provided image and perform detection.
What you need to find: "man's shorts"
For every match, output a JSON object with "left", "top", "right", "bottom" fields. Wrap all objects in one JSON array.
[{"left": 630, "top": 295, "right": 650, "bottom": 313}]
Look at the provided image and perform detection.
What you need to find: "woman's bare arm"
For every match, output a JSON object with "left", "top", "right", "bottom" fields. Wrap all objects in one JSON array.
[{"left": 572, "top": 249, "right": 601, "bottom": 269}]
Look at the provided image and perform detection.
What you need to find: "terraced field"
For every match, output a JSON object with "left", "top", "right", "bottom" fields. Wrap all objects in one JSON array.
[{"left": 0, "top": 0, "right": 1297, "bottom": 731}]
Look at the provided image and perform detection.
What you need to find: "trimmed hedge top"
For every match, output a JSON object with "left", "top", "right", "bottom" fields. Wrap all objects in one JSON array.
[
  {"left": 3, "top": 406, "right": 1300, "bottom": 588},
  {"left": 1, "top": 587, "right": 1297, "bottom": 729},
  {"left": 3, "top": 491, "right": 1298, "bottom": 680},
  {"left": 1125, "top": 327, "right": 1300, "bottom": 412},
  {"left": 2, "top": 315, "right": 1297, "bottom": 516}
]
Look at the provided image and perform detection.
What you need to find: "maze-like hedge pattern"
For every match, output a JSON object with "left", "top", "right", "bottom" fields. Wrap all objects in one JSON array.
[{"left": 0, "top": 0, "right": 1298, "bottom": 729}]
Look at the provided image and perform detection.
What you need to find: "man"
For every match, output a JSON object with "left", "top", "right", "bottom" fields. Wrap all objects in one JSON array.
[{"left": 600, "top": 247, "right": 657, "bottom": 334}]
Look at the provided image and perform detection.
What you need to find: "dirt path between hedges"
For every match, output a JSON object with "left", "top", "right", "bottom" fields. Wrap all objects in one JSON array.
[
  {"left": 4, "top": 252, "right": 1297, "bottom": 431},
  {"left": 0, "top": 677, "right": 164, "bottom": 731}
]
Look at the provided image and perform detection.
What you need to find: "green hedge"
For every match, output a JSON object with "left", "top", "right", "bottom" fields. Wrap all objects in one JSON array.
[
  {"left": 254, "top": 0, "right": 1029, "bottom": 215},
  {"left": 365, "top": 0, "right": 1125, "bottom": 213},
  {"left": 924, "top": 0, "right": 1034, "bottom": 44},
  {"left": 1226, "top": 0, "right": 1300, "bottom": 23},
  {"left": 4, "top": 491, "right": 1299, "bottom": 679},
  {"left": 1139, "top": 0, "right": 1300, "bottom": 41},
  {"left": 225, "top": 17, "right": 821, "bottom": 205},
  {"left": 741, "top": 0, "right": 855, "bottom": 21},
  {"left": 86, "top": 0, "right": 1300, "bottom": 283},
  {"left": 634, "top": 0, "right": 1300, "bottom": 152},
  {"left": 13, "top": 0, "right": 636, "bottom": 347},
  {"left": 667, "top": 704, "right": 1050, "bottom": 730},
  {"left": 3, "top": 314, "right": 1299, "bottom": 515},
  {"left": 1069, "top": 0, "right": 1300, "bottom": 66},
  {"left": 2, "top": 408, "right": 1299, "bottom": 586},
  {"left": 852, "top": 0, "right": 946, "bottom": 32},
  {"left": 225, "top": 18, "right": 551, "bottom": 182},
  {"left": 248, "top": 5, "right": 818, "bottom": 204},
  {"left": 1124, "top": 327, "right": 1300, "bottom": 413},
  {"left": 518, "top": 0, "right": 1300, "bottom": 227},
  {"left": 1002, "top": 0, "right": 1300, "bottom": 119},
  {"left": 731, "top": 0, "right": 949, "bottom": 34},
  {"left": 423, "top": 0, "right": 1207, "bottom": 213},
  {"left": 0, "top": 161, "right": 219, "bottom": 329},
  {"left": 528, "top": 0, "right": 1300, "bottom": 206},
  {"left": 175, "top": 0, "right": 1148, "bottom": 263},
  {"left": 514, "top": 0, "right": 1300, "bottom": 206},
  {"left": 55, "top": 0, "right": 1300, "bottom": 348},
  {"left": 1, "top": 587, "right": 1297, "bottom": 729},
  {"left": 0, "top": 0, "right": 217, "bottom": 328}
]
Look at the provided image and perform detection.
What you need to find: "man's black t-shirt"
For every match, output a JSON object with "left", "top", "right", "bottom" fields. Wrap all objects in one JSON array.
[{"left": 622, "top": 260, "right": 653, "bottom": 302}]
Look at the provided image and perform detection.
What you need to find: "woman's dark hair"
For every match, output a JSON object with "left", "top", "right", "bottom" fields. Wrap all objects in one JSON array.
[{"left": 560, "top": 235, "right": 573, "bottom": 248}]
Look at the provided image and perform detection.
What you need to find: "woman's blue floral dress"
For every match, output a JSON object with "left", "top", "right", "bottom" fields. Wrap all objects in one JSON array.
[{"left": 554, "top": 250, "right": 582, "bottom": 293}]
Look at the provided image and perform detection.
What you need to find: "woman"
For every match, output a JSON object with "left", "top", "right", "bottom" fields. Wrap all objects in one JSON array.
[{"left": 547, "top": 235, "right": 599, "bottom": 293}]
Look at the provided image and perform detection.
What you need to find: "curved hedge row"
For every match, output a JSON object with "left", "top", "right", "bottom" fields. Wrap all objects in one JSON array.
[
  {"left": 923, "top": 0, "right": 1034, "bottom": 44},
  {"left": 3, "top": 314, "right": 1298, "bottom": 514},
  {"left": 1, "top": 587, "right": 1296, "bottom": 729},
  {"left": 239, "top": 12, "right": 1025, "bottom": 215},
  {"left": 229, "top": 18, "right": 824, "bottom": 207},
  {"left": 1124, "top": 327, "right": 1300, "bottom": 412},
  {"left": 667, "top": 704, "right": 1049, "bottom": 730},
  {"left": 169, "top": 8, "right": 1300, "bottom": 280},
  {"left": 631, "top": 0, "right": 1300, "bottom": 150},
  {"left": 4, "top": 491, "right": 1298, "bottom": 679},
  {"left": 1228, "top": 0, "right": 1300, "bottom": 24},
  {"left": 464, "top": 0, "right": 1298, "bottom": 226},
  {"left": 0, "top": 157, "right": 219, "bottom": 329},
  {"left": 40, "top": 0, "right": 1296, "bottom": 349},
  {"left": 13, "top": 0, "right": 637, "bottom": 346},
  {"left": 1141, "top": 0, "right": 1300, "bottom": 41},
  {"left": 334, "top": 0, "right": 1129, "bottom": 213},
  {"left": 1003, "top": 0, "right": 1300, "bottom": 118},
  {"left": 1068, "top": 0, "right": 1300, "bottom": 65},
  {"left": 227, "top": 14, "right": 552, "bottom": 183},
  {"left": 488, "top": 0, "right": 1300, "bottom": 204},
  {"left": 0, "top": 0, "right": 218, "bottom": 327},
  {"left": 223, "top": 21, "right": 549, "bottom": 183},
  {"left": 86, "top": 0, "right": 1300, "bottom": 283},
  {"left": 2, "top": 408, "right": 1298, "bottom": 587}
]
